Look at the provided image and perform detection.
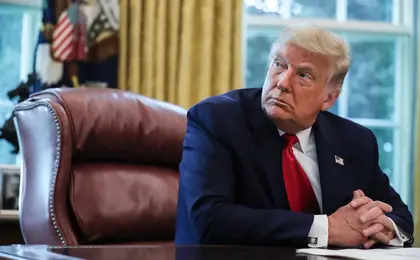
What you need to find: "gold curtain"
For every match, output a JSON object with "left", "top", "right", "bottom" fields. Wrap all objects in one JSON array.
[{"left": 119, "top": 0, "right": 243, "bottom": 108}]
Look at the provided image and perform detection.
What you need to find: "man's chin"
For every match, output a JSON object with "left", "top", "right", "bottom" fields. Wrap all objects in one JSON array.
[{"left": 264, "top": 106, "right": 292, "bottom": 121}]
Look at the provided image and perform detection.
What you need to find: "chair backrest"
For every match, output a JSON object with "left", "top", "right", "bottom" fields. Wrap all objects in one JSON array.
[{"left": 13, "top": 88, "right": 187, "bottom": 245}]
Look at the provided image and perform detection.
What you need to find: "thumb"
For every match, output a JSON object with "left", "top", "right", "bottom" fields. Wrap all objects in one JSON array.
[{"left": 353, "top": 190, "right": 365, "bottom": 199}]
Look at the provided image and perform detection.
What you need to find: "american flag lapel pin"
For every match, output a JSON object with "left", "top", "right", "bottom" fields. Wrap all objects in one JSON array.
[{"left": 335, "top": 155, "right": 344, "bottom": 165}]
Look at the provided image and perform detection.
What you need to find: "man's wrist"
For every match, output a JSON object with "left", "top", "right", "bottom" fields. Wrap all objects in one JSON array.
[
  {"left": 387, "top": 217, "right": 409, "bottom": 246},
  {"left": 308, "top": 215, "right": 329, "bottom": 248},
  {"left": 327, "top": 215, "right": 336, "bottom": 246}
]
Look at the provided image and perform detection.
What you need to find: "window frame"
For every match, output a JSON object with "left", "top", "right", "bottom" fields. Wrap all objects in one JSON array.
[
  {"left": 244, "top": 0, "right": 416, "bottom": 203},
  {"left": 0, "top": 0, "right": 42, "bottom": 8}
]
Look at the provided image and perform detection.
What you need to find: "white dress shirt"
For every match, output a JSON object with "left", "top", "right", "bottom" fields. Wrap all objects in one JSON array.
[{"left": 278, "top": 127, "right": 408, "bottom": 248}]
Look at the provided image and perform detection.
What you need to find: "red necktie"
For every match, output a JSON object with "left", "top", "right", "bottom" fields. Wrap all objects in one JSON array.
[{"left": 282, "top": 134, "right": 320, "bottom": 214}]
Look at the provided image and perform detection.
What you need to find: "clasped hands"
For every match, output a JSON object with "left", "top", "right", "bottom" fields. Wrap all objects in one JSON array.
[{"left": 328, "top": 190, "right": 395, "bottom": 248}]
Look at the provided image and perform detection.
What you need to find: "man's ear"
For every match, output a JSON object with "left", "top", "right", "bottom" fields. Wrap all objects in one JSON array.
[{"left": 321, "top": 88, "right": 341, "bottom": 111}]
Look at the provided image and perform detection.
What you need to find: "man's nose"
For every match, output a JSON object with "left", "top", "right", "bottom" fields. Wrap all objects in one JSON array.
[{"left": 276, "top": 70, "right": 292, "bottom": 92}]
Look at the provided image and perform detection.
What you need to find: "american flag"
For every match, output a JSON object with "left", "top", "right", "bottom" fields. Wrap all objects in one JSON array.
[{"left": 52, "top": 4, "right": 86, "bottom": 61}]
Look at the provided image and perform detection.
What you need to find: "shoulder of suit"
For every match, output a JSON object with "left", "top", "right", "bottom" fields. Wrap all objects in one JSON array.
[
  {"left": 188, "top": 88, "right": 261, "bottom": 117},
  {"left": 187, "top": 88, "right": 261, "bottom": 138},
  {"left": 319, "top": 111, "right": 376, "bottom": 140}
]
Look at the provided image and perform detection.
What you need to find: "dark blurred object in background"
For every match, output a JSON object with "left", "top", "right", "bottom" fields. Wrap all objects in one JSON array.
[
  {"left": 0, "top": 116, "right": 19, "bottom": 154},
  {"left": 0, "top": 73, "right": 37, "bottom": 154},
  {"left": 7, "top": 73, "right": 37, "bottom": 103}
]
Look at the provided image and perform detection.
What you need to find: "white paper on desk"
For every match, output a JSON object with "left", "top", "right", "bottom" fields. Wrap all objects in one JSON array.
[{"left": 296, "top": 248, "right": 420, "bottom": 260}]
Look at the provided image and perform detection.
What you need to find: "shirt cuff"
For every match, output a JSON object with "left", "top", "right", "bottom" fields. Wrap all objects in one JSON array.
[
  {"left": 308, "top": 215, "right": 328, "bottom": 248},
  {"left": 387, "top": 217, "right": 409, "bottom": 246}
]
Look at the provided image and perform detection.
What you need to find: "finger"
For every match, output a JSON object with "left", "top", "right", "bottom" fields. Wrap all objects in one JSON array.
[
  {"left": 353, "top": 190, "right": 359, "bottom": 199},
  {"left": 356, "top": 190, "right": 365, "bottom": 197},
  {"left": 364, "top": 239, "right": 377, "bottom": 249},
  {"left": 353, "top": 190, "right": 365, "bottom": 199},
  {"left": 370, "top": 231, "right": 391, "bottom": 245},
  {"left": 353, "top": 190, "right": 361, "bottom": 199},
  {"left": 350, "top": 196, "right": 372, "bottom": 208},
  {"left": 360, "top": 207, "right": 383, "bottom": 223},
  {"left": 374, "top": 215, "right": 394, "bottom": 231},
  {"left": 376, "top": 201, "right": 393, "bottom": 213},
  {"left": 362, "top": 223, "right": 384, "bottom": 237},
  {"left": 358, "top": 200, "right": 393, "bottom": 214}
]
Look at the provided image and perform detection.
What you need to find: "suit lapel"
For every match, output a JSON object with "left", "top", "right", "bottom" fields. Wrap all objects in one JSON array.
[
  {"left": 247, "top": 90, "right": 289, "bottom": 209},
  {"left": 313, "top": 113, "right": 347, "bottom": 215},
  {"left": 252, "top": 124, "right": 288, "bottom": 208}
]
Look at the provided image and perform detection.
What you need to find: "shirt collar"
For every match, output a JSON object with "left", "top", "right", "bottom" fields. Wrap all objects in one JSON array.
[{"left": 278, "top": 127, "right": 313, "bottom": 154}]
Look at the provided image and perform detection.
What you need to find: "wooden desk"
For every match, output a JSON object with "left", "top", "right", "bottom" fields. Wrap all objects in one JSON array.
[
  {"left": 0, "top": 245, "right": 333, "bottom": 260},
  {"left": 0, "top": 211, "right": 23, "bottom": 245},
  {"left": 0, "top": 218, "right": 23, "bottom": 245},
  {"left": 1, "top": 245, "right": 418, "bottom": 260}
]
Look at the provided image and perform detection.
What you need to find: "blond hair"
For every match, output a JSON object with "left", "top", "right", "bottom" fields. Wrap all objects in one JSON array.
[{"left": 269, "top": 24, "right": 351, "bottom": 88}]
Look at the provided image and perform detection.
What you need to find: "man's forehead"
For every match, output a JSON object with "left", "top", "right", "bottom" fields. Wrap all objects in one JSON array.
[
  {"left": 273, "top": 44, "right": 310, "bottom": 56},
  {"left": 271, "top": 43, "right": 287, "bottom": 56},
  {"left": 272, "top": 44, "right": 330, "bottom": 65}
]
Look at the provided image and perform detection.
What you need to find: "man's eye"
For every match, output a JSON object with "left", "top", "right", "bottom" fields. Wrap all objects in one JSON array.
[
  {"left": 274, "top": 61, "right": 287, "bottom": 69},
  {"left": 299, "top": 73, "right": 310, "bottom": 79}
]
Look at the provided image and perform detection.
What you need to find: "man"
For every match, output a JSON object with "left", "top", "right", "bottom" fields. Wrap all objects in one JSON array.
[{"left": 175, "top": 25, "right": 414, "bottom": 248}]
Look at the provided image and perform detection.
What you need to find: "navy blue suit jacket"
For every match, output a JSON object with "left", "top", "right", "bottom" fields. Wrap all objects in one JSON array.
[{"left": 175, "top": 88, "right": 414, "bottom": 247}]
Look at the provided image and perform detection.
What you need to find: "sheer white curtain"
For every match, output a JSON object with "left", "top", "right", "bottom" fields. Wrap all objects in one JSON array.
[{"left": 244, "top": 0, "right": 302, "bottom": 16}]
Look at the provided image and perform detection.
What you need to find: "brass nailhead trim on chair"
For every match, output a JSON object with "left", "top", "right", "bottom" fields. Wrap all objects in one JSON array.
[{"left": 13, "top": 102, "right": 67, "bottom": 246}]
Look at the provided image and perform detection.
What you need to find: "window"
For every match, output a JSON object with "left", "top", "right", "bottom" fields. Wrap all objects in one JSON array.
[
  {"left": 245, "top": 0, "right": 415, "bottom": 204},
  {"left": 0, "top": 1, "right": 41, "bottom": 165}
]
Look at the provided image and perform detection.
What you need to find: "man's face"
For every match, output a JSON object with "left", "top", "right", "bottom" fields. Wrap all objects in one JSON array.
[{"left": 261, "top": 43, "right": 338, "bottom": 131}]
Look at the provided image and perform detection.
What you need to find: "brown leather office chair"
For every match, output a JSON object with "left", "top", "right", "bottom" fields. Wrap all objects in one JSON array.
[{"left": 13, "top": 88, "right": 187, "bottom": 246}]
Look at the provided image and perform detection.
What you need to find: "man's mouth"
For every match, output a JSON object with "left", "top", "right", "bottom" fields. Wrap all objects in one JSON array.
[{"left": 270, "top": 98, "right": 290, "bottom": 108}]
